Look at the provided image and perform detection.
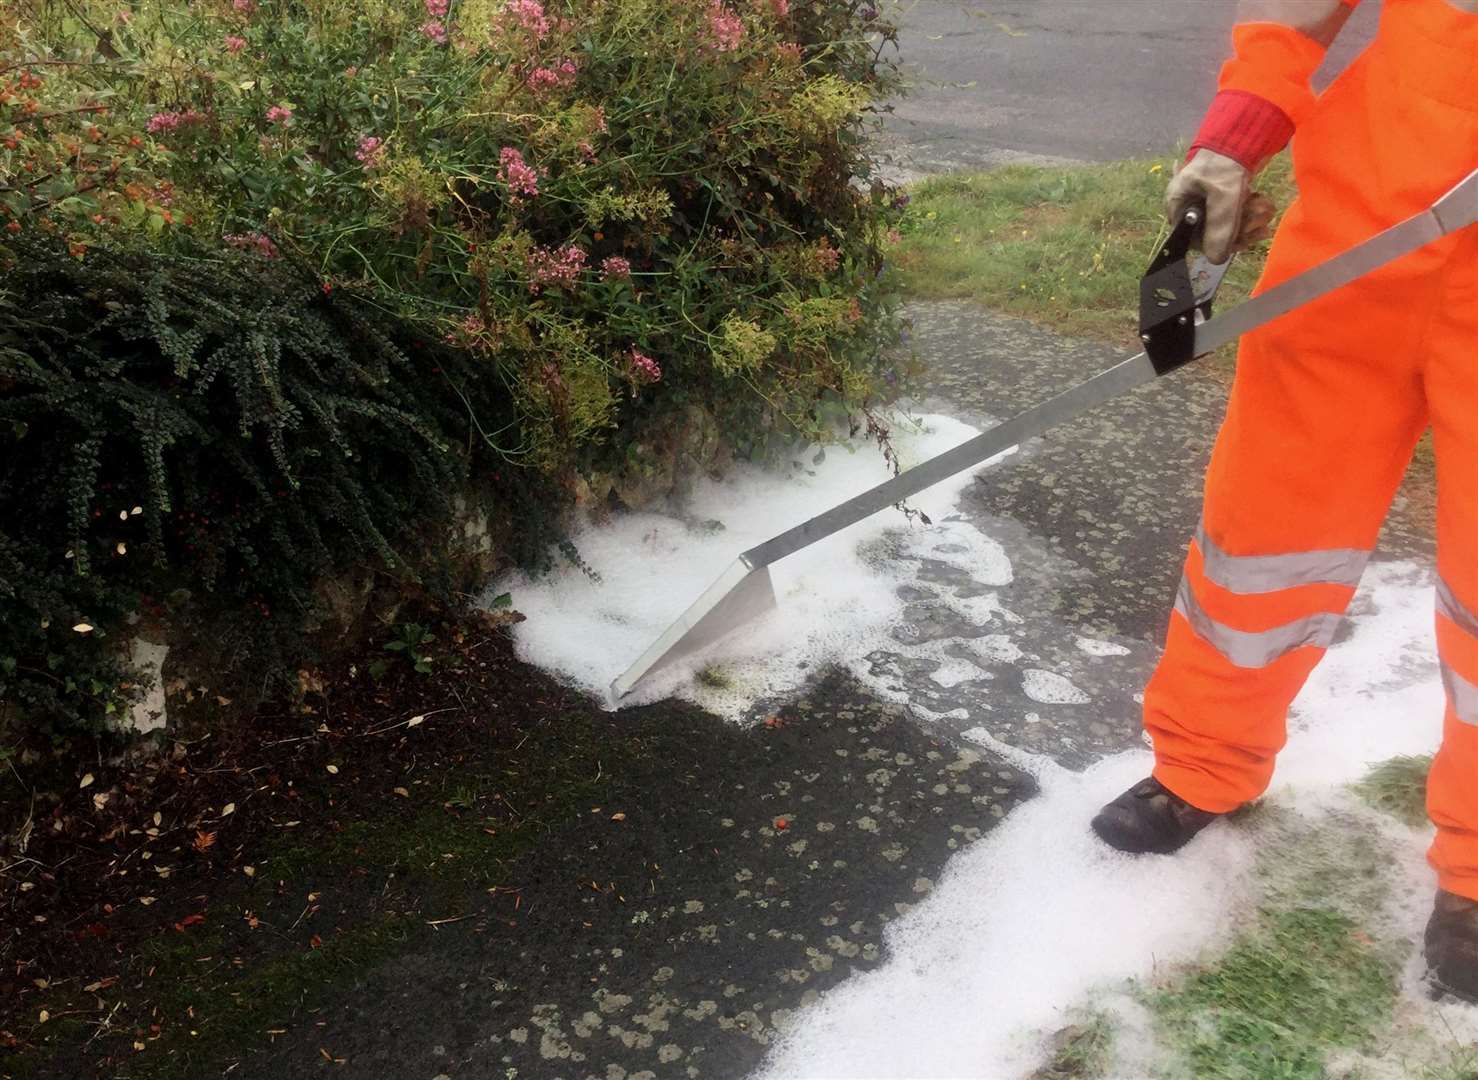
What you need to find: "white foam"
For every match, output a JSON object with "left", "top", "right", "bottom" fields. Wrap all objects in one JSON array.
[
  {"left": 490, "top": 408, "right": 1469, "bottom": 1074},
  {"left": 756, "top": 562, "right": 1460, "bottom": 1079},
  {"left": 490, "top": 413, "right": 1017, "bottom": 716},
  {"left": 1021, "top": 668, "right": 1091, "bottom": 705},
  {"left": 1077, "top": 636, "right": 1131, "bottom": 657}
]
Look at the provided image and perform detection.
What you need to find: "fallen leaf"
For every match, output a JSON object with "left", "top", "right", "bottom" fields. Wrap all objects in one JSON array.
[
  {"left": 19, "top": 882, "right": 34, "bottom": 892},
  {"left": 610, "top": 812, "right": 626, "bottom": 822},
  {"left": 38, "top": 1011, "right": 48, "bottom": 1024},
  {"left": 152, "top": 811, "right": 161, "bottom": 826},
  {"left": 407, "top": 714, "right": 425, "bottom": 728},
  {"left": 133, "top": 1041, "right": 146, "bottom": 1051},
  {"left": 243, "top": 866, "right": 256, "bottom": 878},
  {"left": 79, "top": 773, "right": 95, "bottom": 789},
  {"left": 92, "top": 792, "right": 109, "bottom": 810},
  {"left": 221, "top": 803, "right": 236, "bottom": 817},
  {"left": 325, "top": 765, "right": 339, "bottom": 775},
  {"left": 192, "top": 830, "right": 216, "bottom": 853},
  {"left": 393, "top": 787, "right": 410, "bottom": 798},
  {"left": 72, "top": 623, "right": 94, "bottom": 634},
  {"left": 138, "top": 896, "right": 157, "bottom": 906},
  {"left": 131, "top": 505, "right": 143, "bottom": 516},
  {"left": 32, "top": 979, "right": 48, "bottom": 990}
]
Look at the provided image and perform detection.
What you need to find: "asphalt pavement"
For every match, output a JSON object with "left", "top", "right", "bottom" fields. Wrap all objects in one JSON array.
[{"left": 878, "top": 0, "right": 1378, "bottom": 175}]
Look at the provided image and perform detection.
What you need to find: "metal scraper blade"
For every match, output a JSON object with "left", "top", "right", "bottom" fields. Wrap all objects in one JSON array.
[{"left": 609, "top": 559, "right": 777, "bottom": 701}]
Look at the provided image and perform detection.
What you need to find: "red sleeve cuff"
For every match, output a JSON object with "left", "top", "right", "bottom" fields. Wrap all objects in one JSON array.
[{"left": 1188, "top": 90, "right": 1295, "bottom": 172}]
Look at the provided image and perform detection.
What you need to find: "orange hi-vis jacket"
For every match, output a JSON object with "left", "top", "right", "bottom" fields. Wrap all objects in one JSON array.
[{"left": 1143, "top": 0, "right": 1478, "bottom": 898}]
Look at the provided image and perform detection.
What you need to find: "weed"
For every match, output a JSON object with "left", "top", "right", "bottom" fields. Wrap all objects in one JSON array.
[
  {"left": 695, "top": 665, "right": 733, "bottom": 690},
  {"left": 1353, "top": 755, "right": 1432, "bottom": 829}
]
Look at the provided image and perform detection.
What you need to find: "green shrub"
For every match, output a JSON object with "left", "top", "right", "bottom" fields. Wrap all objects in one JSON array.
[{"left": 0, "top": 237, "right": 554, "bottom": 729}]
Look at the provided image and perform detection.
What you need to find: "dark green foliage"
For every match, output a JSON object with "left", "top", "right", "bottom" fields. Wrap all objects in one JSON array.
[{"left": 0, "top": 238, "right": 551, "bottom": 730}]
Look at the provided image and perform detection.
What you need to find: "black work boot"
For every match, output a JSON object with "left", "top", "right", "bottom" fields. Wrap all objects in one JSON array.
[
  {"left": 1090, "top": 776, "right": 1224, "bottom": 855},
  {"left": 1425, "top": 889, "right": 1478, "bottom": 1003}
]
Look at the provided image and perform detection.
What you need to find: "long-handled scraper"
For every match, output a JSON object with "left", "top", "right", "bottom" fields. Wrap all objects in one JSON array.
[{"left": 611, "top": 167, "right": 1478, "bottom": 700}]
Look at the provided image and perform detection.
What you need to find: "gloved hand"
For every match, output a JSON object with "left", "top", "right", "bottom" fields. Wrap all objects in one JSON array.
[{"left": 1165, "top": 149, "right": 1278, "bottom": 265}]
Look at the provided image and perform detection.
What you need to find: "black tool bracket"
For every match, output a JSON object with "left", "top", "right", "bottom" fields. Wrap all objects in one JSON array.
[{"left": 1138, "top": 205, "right": 1233, "bottom": 375}]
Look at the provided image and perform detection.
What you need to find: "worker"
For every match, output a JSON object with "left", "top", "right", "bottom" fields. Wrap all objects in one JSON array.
[{"left": 1089, "top": 0, "right": 1478, "bottom": 1001}]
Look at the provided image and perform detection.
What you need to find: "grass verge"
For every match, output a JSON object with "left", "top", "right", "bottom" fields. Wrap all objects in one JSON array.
[{"left": 888, "top": 154, "right": 1295, "bottom": 346}]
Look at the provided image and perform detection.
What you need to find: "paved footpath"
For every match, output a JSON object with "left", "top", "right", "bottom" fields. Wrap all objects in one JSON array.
[{"left": 240, "top": 6, "right": 1425, "bottom": 1078}]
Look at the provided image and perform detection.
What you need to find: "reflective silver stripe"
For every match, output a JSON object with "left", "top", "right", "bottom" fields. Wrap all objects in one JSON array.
[
  {"left": 1175, "top": 577, "right": 1344, "bottom": 669},
  {"left": 1442, "top": 664, "right": 1478, "bottom": 726},
  {"left": 1195, "top": 522, "right": 1369, "bottom": 596},
  {"left": 1437, "top": 577, "right": 1478, "bottom": 639}
]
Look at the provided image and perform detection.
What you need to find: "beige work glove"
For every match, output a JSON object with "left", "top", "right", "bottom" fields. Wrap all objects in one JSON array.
[{"left": 1165, "top": 149, "right": 1278, "bottom": 265}]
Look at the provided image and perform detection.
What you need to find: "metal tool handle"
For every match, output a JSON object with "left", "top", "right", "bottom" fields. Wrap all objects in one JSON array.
[
  {"left": 741, "top": 166, "right": 1478, "bottom": 573},
  {"left": 1435, "top": 166, "right": 1478, "bottom": 234}
]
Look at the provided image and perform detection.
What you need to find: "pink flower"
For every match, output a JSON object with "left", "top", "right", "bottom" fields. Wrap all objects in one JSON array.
[
  {"left": 525, "top": 244, "right": 587, "bottom": 293},
  {"left": 355, "top": 135, "right": 385, "bottom": 168},
  {"left": 224, "top": 231, "right": 278, "bottom": 258},
  {"left": 506, "top": 0, "right": 550, "bottom": 39},
  {"left": 497, "top": 146, "right": 540, "bottom": 200},
  {"left": 420, "top": 19, "right": 449, "bottom": 43},
  {"left": 600, "top": 256, "right": 631, "bottom": 280},
  {"left": 524, "top": 58, "right": 576, "bottom": 91},
  {"left": 232, "top": 0, "right": 255, "bottom": 12},
  {"left": 225, "top": 34, "right": 248, "bottom": 52},
  {"left": 706, "top": 1, "right": 744, "bottom": 52},
  {"left": 424, "top": 0, "right": 449, "bottom": 16},
  {"left": 145, "top": 109, "right": 205, "bottom": 134},
  {"left": 628, "top": 348, "right": 662, "bottom": 384},
  {"left": 265, "top": 105, "right": 293, "bottom": 124},
  {"left": 776, "top": 41, "right": 803, "bottom": 63},
  {"left": 814, "top": 239, "right": 841, "bottom": 271}
]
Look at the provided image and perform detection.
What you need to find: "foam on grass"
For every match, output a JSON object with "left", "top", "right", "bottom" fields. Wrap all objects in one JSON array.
[
  {"left": 491, "top": 413, "right": 1017, "bottom": 716},
  {"left": 756, "top": 562, "right": 1472, "bottom": 1078}
]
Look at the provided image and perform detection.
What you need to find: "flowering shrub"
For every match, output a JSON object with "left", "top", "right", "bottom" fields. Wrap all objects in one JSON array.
[
  {"left": 5, "top": 0, "right": 905, "bottom": 466},
  {"left": 1, "top": 0, "right": 908, "bottom": 728}
]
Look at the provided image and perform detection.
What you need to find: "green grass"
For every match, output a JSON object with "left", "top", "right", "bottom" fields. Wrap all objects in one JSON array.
[
  {"left": 1147, "top": 810, "right": 1402, "bottom": 1079},
  {"left": 890, "top": 154, "right": 1296, "bottom": 345},
  {"left": 1152, "top": 905, "right": 1398, "bottom": 1080},
  {"left": 1031, "top": 1010, "right": 1114, "bottom": 1079},
  {"left": 1353, "top": 754, "right": 1433, "bottom": 829}
]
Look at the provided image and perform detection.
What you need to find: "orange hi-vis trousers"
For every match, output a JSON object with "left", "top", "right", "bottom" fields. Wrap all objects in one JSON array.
[{"left": 1144, "top": 0, "right": 1478, "bottom": 898}]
